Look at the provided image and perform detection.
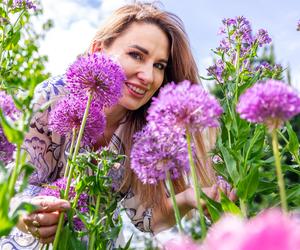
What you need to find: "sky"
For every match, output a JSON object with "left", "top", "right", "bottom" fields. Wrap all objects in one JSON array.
[{"left": 37, "top": 0, "right": 300, "bottom": 90}]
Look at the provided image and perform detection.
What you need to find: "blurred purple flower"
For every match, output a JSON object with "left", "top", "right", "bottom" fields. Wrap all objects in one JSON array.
[
  {"left": 241, "top": 209, "right": 300, "bottom": 250},
  {"left": 297, "top": 20, "right": 300, "bottom": 31},
  {"left": 236, "top": 80, "right": 300, "bottom": 130},
  {"left": 13, "top": 0, "right": 37, "bottom": 10},
  {"left": 201, "top": 209, "right": 300, "bottom": 250},
  {"left": 255, "top": 29, "right": 272, "bottom": 47},
  {"left": 40, "top": 177, "right": 89, "bottom": 231},
  {"left": 49, "top": 95, "right": 106, "bottom": 146},
  {"left": 66, "top": 53, "right": 125, "bottom": 108},
  {"left": 147, "top": 80, "right": 223, "bottom": 133},
  {"left": 165, "top": 236, "right": 200, "bottom": 250},
  {"left": 130, "top": 125, "right": 190, "bottom": 184},
  {"left": 207, "top": 60, "right": 225, "bottom": 83},
  {"left": 0, "top": 91, "right": 20, "bottom": 164}
]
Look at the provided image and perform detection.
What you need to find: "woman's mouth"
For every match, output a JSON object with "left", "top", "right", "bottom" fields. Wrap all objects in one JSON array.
[{"left": 126, "top": 82, "right": 147, "bottom": 97}]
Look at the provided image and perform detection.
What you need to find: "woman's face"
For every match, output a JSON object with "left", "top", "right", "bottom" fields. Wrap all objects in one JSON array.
[{"left": 98, "top": 22, "right": 170, "bottom": 111}]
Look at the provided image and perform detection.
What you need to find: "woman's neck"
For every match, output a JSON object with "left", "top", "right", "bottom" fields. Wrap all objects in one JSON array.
[{"left": 104, "top": 104, "right": 127, "bottom": 129}]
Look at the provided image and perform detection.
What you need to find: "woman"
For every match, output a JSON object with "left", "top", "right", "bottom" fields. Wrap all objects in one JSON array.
[{"left": 1, "top": 2, "right": 234, "bottom": 248}]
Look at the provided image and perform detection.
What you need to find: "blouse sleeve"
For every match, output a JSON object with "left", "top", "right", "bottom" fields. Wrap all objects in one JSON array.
[{"left": 24, "top": 75, "right": 68, "bottom": 186}]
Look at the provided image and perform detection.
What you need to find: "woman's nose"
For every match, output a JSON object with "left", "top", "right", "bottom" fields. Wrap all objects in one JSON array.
[{"left": 137, "top": 65, "right": 154, "bottom": 87}]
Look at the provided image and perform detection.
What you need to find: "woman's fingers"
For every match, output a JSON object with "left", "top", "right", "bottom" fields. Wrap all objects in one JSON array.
[
  {"left": 31, "top": 196, "right": 70, "bottom": 213},
  {"left": 23, "top": 211, "right": 60, "bottom": 227},
  {"left": 26, "top": 224, "right": 57, "bottom": 243}
]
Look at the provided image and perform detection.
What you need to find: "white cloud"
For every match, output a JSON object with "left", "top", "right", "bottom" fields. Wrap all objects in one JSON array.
[{"left": 38, "top": 0, "right": 127, "bottom": 75}]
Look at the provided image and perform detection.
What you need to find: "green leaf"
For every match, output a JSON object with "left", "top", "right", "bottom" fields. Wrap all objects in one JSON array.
[
  {"left": 220, "top": 192, "right": 242, "bottom": 215},
  {"left": 286, "top": 122, "right": 299, "bottom": 157},
  {"left": 237, "top": 165, "right": 259, "bottom": 200},
  {"left": 218, "top": 139, "right": 240, "bottom": 185},
  {"left": 0, "top": 109, "right": 24, "bottom": 144}
]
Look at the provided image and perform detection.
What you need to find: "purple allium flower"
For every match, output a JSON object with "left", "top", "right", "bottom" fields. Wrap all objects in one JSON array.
[
  {"left": 66, "top": 53, "right": 126, "bottom": 108},
  {"left": 147, "top": 80, "right": 223, "bottom": 133},
  {"left": 0, "top": 91, "right": 20, "bottom": 164},
  {"left": 237, "top": 80, "right": 300, "bottom": 129},
  {"left": 49, "top": 95, "right": 106, "bottom": 146},
  {"left": 201, "top": 209, "right": 300, "bottom": 250},
  {"left": 13, "top": 0, "right": 37, "bottom": 10},
  {"left": 207, "top": 60, "right": 225, "bottom": 83},
  {"left": 130, "top": 126, "right": 190, "bottom": 184},
  {"left": 297, "top": 20, "right": 300, "bottom": 31},
  {"left": 39, "top": 178, "right": 89, "bottom": 231},
  {"left": 255, "top": 29, "right": 272, "bottom": 47}
]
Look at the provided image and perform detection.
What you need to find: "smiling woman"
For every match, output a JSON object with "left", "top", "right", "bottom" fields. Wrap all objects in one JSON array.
[{"left": 0, "top": 2, "right": 226, "bottom": 249}]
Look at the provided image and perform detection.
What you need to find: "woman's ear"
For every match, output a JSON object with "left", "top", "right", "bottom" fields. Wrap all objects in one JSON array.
[{"left": 91, "top": 41, "right": 103, "bottom": 54}]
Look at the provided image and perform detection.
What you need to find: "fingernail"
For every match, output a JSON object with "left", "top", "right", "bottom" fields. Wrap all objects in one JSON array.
[{"left": 60, "top": 203, "right": 70, "bottom": 210}]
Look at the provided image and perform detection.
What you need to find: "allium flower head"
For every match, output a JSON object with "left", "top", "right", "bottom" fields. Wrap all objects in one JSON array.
[
  {"left": 39, "top": 178, "right": 89, "bottom": 231},
  {"left": 165, "top": 236, "right": 200, "bottom": 250},
  {"left": 147, "top": 80, "right": 223, "bottom": 133},
  {"left": 237, "top": 80, "right": 300, "bottom": 130},
  {"left": 66, "top": 53, "right": 126, "bottom": 108},
  {"left": 297, "top": 20, "right": 300, "bottom": 31},
  {"left": 130, "top": 125, "right": 190, "bottom": 184},
  {"left": 49, "top": 95, "right": 106, "bottom": 146},
  {"left": 0, "top": 91, "right": 20, "bottom": 164},
  {"left": 240, "top": 209, "right": 300, "bottom": 250},
  {"left": 201, "top": 209, "right": 300, "bottom": 250}
]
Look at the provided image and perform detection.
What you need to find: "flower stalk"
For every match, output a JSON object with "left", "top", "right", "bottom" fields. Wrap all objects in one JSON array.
[
  {"left": 186, "top": 127, "right": 207, "bottom": 239},
  {"left": 166, "top": 170, "right": 184, "bottom": 233},
  {"left": 271, "top": 128, "right": 287, "bottom": 212},
  {"left": 52, "top": 91, "right": 93, "bottom": 250}
]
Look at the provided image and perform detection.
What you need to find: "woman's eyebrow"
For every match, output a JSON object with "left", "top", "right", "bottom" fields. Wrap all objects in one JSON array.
[
  {"left": 129, "top": 45, "right": 149, "bottom": 54},
  {"left": 129, "top": 44, "right": 168, "bottom": 64}
]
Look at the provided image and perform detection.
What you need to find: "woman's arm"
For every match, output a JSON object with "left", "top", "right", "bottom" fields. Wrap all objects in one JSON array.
[{"left": 151, "top": 184, "right": 236, "bottom": 234}]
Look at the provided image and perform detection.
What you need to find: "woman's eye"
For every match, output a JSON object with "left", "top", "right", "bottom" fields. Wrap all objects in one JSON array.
[
  {"left": 128, "top": 51, "right": 143, "bottom": 61},
  {"left": 154, "top": 63, "right": 166, "bottom": 71}
]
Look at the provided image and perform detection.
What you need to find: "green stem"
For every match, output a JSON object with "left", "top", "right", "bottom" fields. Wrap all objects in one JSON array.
[
  {"left": 64, "top": 128, "right": 77, "bottom": 178},
  {"left": 186, "top": 127, "right": 206, "bottom": 239},
  {"left": 234, "top": 43, "right": 241, "bottom": 103},
  {"left": 239, "top": 198, "right": 247, "bottom": 217},
  {"left": 52, "top": 92, "right": 93, "bottom": 250},
  {"left": 271, "top": 129, "right": 288, "bottom": 212},
  {"left": 8, "top": 144, "right": 21, "bottom": 199},
  {"left": 166, "top": 170, "right": 183, "bottom": 233},
  {"left": 89, "top": 194, "right": 101, "bottom": 250}
]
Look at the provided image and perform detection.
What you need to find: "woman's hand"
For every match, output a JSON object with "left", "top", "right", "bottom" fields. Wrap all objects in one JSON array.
[
  {"left": 184, "top": 181, "right": 237, "bottom": 210},
  {"left": 18, "top": 196, "right": 70, "bottom": 244}
]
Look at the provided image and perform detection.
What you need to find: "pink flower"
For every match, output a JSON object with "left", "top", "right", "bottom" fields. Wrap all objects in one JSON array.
[
  {"left": 165, "top": 236, "right": 200, "bottom": 250},
  {"left": 241, "top": 209, "right": 300, "bottom": 250},
  {"left": 200, "top": 214, "right": 245, "bottom": 250},
  {"left": 200, "top": 209, "right": 300, "bottom": 250}
]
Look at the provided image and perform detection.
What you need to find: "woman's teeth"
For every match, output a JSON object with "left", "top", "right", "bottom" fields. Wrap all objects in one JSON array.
[{"left": 127, "top": 84, "right": 146, "bottom": 95}]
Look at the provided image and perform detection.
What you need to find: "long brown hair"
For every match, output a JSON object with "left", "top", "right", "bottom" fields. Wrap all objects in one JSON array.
[{"left": 89, "top": 2, "right": 217, "bottom": 214}]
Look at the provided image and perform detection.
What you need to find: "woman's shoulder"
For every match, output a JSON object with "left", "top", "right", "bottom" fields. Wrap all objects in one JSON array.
[{"left": 34, "top": 75, "right": 68, "bottom": 102}]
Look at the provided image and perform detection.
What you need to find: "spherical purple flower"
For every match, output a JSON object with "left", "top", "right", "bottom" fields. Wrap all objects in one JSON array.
[
  {"left": 39, "top": 178, "right": 89, "bottom": 231},
  {"left": 49, "top": 95, "right": 106, "bottom": 146},
  {"left": 255, "top": 29, "right": 272, "bottom": 47},
  {"left": 66, "top": 53, "right": 126, "bottom": 108},
  {"left": 0, "top": 91, "right": 20, "bottom": 164},
  {"left": 237, "top": 80, "right": 300, "bottom": 129},
  {"left": 297, "top": 20, "right": 300, "bottom": 31},
  {"left": 130, "top": 126, "right": 190, "bottom": 184},
  {"left": 147, "top": 80, "right": 223, "bottom": 133}
]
